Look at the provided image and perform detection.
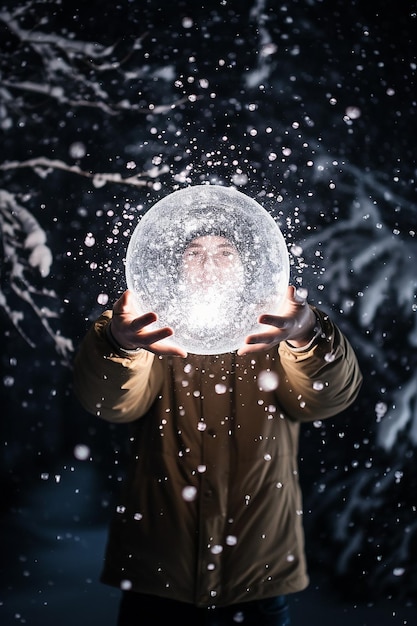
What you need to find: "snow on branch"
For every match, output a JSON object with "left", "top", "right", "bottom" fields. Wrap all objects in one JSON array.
[
  {"left": 305, "top": 449, "right": 417, "bottom": 601},
  {"left": 0, "top": 154, "right": 174, "bottom": 363},
  {"left": 377, "top": 376, "right": 417, "bottom": 450},
  {"left": 0, "top": 9, "right": 189, "bottom": 119},
  {"left": 0, "top": 189, "right": 73, "bottom": 362},
  {"left": 301, "top": 158, "right": 417, "bottom": 451},
  {"left": 0, "top": 157, "right": 170, "bottom": 188},
  {"left": 1, "top": 8, "right": 120, "bottom": 60}
]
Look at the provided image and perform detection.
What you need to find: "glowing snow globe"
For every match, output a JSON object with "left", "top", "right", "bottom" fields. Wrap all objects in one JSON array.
[{"left": 125, "top": 185, "right": 289, "bottom": 354}]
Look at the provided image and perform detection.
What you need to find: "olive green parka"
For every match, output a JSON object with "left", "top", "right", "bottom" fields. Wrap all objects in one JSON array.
[{"left": 73, "top": 307, "right": 362, "bottom": 608}]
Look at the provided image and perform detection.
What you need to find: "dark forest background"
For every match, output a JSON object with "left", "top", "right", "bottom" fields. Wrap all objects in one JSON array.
[{"left": 1, "top": 0, "right": 416, "bottom": 624}]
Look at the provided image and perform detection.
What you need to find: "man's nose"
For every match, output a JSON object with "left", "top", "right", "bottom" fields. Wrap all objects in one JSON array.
[
  {"left": 200, "top": 255, "right": 219, "bottom": 281},
  {"left": 199, "top": 251, "right": 216, "bottom": 267}
]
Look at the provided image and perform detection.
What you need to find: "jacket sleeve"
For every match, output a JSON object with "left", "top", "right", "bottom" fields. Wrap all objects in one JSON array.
[
  {"left": 276, "top": 307, "right": 363, "bottom": 422},
  {"left": 73, "top": 310, "right": 163, "bottom": 423}
]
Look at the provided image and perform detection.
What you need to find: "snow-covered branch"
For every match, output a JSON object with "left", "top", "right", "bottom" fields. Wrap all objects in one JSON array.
[
  {"left": 0, "top": 8, "right": 189, "bottom": 121},
  {"left": 304, "top": 441, "right": 417, "bottom": 600},
  {"left": 298, "top": 158, "right": 417, "bottom": 451},
  {"left": 0, "top": 189, "right": 73, "bottom": 362},
  {"left": 0, "top": 157, "right": 170, "bottom": 188}
]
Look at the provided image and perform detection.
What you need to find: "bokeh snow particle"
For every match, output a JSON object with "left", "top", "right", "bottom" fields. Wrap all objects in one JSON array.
[
  {"left": 120, "top": 579, "right": 133, "bottom": 590},
  {"left": 257, "top": 370, "right": 279, "bottom": 391},
  {"left": 312, "top": 381, "right": 324, "bottom": 391},
  {"left": 97, "top": 293, "right": 109, "bottom": 306},
  {"left": 84, "top": 233, "right": 95, "bottom": 247},
  {"left": 375, "top": 402, "right": 388, "bottom": 422},
  {"left": 182, "top": 486, "right": 197, "bottom": 501},
  {"left": 345, "top": 106, "right": 361, "bottom": 120},
  {"left": 69, "top": 142, "right": 86, "bottom": 159},
  {"left": 73, "top": 444, "right": 90, "bottom": 461},
  {"left": 215, "top": 383, "right": 228, "bottom": 394}
]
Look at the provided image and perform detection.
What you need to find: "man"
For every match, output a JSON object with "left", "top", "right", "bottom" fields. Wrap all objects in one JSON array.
[{"left": 73, "top": 233, "right": 362, "bottom": 626}]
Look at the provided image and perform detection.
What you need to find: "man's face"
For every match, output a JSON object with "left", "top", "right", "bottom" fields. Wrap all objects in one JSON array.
[{"left": 180, "top": 235, "right": 244, "bottom": 289}]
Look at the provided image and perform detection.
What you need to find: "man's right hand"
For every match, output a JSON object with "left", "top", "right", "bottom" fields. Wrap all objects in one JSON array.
[{"left": 109, "top": 290, "right": 187, "bottom": 358}]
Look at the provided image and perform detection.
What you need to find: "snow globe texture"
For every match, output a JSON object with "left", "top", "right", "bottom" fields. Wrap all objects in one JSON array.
[{"left": 125, "top": 185, "right": 289, "bottom": 354}]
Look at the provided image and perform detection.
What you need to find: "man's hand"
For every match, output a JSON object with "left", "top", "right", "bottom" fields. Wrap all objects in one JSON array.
[
  {"left": 109, "top": 290, "right": 187, "bottom": 358},
  {"left": 237, "top": 285, "right": 318, "bottom": 355}
]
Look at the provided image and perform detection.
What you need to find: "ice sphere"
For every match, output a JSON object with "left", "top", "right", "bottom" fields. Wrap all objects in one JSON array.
[{"left": 125, "top": 184, "right": 289, "bottom": 354}]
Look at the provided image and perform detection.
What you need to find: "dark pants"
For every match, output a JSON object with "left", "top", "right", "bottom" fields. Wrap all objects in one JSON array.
[{"left": 117, "top": 591, "right": 291, "bottom": 626}]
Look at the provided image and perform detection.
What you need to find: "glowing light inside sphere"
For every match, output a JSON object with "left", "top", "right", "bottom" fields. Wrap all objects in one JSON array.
[{"left": 125, "top": 185, "right": 289, "bottom": 354}]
